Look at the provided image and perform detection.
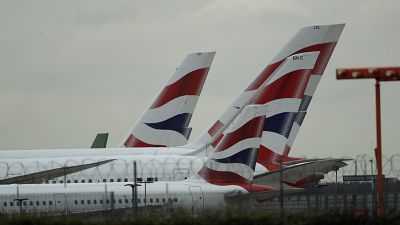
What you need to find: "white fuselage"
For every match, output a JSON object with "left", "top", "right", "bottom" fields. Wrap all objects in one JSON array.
[
  {"left": 0, "top": 181, "right": 246, "bottom": 214},
  {"left": 0, "top": 148, "right": 267, "bottom": 183}
]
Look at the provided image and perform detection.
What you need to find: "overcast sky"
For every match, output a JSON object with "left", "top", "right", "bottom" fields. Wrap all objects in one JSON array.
[{"left": 0, "top": 0, "right": 399, "bottom": 160}]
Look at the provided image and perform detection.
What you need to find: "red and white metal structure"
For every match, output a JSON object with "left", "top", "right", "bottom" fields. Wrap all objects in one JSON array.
[{"left": 336, "top": 66, "right": 400, "bottom": 216}]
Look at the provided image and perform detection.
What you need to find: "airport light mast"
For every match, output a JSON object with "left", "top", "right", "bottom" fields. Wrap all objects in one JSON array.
[{"left": 336, "top": 66, "right": 400, "bottom": 216}]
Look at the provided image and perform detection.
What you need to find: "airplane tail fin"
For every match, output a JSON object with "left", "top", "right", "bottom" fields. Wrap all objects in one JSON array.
[
  {"left": 197, "top": 105, "right": 264, "bottom": 185},
  {"left": 120, "top": 52, "right": 215, "bottom": 148},
  {"left": 187, "top": 24, "right": 345, "bottom": 156},
  {"left": 91, "top": 133, "right": 109, "bottom": 148},
  {"left": 252, "top": 24, "right": 345, "bottom": 170}
]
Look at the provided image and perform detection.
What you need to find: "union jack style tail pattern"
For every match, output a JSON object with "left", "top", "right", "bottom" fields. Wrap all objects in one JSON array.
[
  {"left": 250, "top": 24, "right": 345, "bottom": 170},
  {"left": 189, "top": 24, "right": 344, "bottom": 157},
  {"left": 197, "top": 106, "right": 267, "bottom": 189},
  {"left": 121, "top": 52, "right": 215, "bottom": 148}
]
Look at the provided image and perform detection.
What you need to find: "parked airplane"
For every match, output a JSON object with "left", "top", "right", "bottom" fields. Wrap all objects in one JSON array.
[
  {"left": 0, "top": 106, "right": 301, "bottom": 215},
  {"left": 0, "top": 24, "right": 345, "bottom": 188}
]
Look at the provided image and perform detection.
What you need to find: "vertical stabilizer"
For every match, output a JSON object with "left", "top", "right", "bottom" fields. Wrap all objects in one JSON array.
[
  {"left": 120, "top": 52, "right": 215, "bottom": 148},
  {"left": 91, "top": 133, "right": 109, "bottom": 148},
  {"left": 188, "top": 24, "right": 345, "bottom": 157},
  {"left": 252, "top": 24, "right": 345, "bottom": 170},
  {"left": 197, "top": 106, "right": 264, "bottom": 184}
]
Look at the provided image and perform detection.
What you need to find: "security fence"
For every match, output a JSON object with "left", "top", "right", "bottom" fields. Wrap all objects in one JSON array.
[
  {"left": 1, "top": 154, "right": 400, "bottom": 183},
  {"left": 259, "top": 182, "right": 400, "bottom": 216}
]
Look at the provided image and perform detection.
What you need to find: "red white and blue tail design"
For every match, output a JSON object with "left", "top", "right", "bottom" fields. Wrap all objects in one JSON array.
[
  {"left": 197, "top": 106, "right": 265, "bottom": 185},
  {"left": 250, "top": 24, "right": 345, "bottom": 170},
  {"left": 188, "top": 24, "right": 344, "bottom": 157},
  {"left": 120, "top": 52, "right": 215, "bottom": 148}
]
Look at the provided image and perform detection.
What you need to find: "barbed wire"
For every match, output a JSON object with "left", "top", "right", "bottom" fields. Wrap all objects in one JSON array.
[
  {"left": 0, "top": 154, "right": 399, "bottom": 183},
  {"left": 322, "top": 154, "right": 400, "bottom": 181}
]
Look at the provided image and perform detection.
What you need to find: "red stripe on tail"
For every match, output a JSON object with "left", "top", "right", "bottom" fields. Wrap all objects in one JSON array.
[
  {"left": 246, "top": 42, "right": 337, "bottom": 91},
  {"left": 257, "top": 145, "right": 303, "bottom": 165},
  {"left": 252, "top": 69, "right": 313, "bottom": 105},
  {"left": 151, "top": 68, "right": 209, "bottom": 109},
  {"left": 124, "top": 135, "right": 166, "bottom": 148},
  {"left": 211, "top": 134, "right": 224, "bottom": 148},
  {"left": 215, "top": 117, "right": 265, "bottom": 152},
  {"left": 208, "top": 120, "right": 224, "bottom": 138}
]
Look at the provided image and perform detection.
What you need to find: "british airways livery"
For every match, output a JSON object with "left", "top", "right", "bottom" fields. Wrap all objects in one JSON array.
[
  {"left": 0, "top": 106, "right": 300, "bottom": 214},
  {"left": 0, "top": 24, "right": 346, "bottom": 189},
  {"left": 121, "top": 52, "right": 215, "bottom": 148}
]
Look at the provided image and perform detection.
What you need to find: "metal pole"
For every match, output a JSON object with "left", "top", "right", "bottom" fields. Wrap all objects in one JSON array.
[
  {"left": 64, "top": 166, "right": 67, "bottom": 188},
  {"left": 354, "top": 160, "right": 357, "bottom": 176},
  {"left": 375, "top": 79, "right": 385, "bottom": 216},
  {"left": 370, "top": 159, "right": 375, "bottom": 216},
  {"left": 333, "top": 166, "right": 339, "bottom": 212},
  {"left": 335, "top": 169, "right": 338, "bottom": 211},
  {"left": 144, "top": 182, "right": 147, "bottom": 207},
  {"left": 130, "top": 187, "right": 134, "bottom": 217},
  {"left": 13, "top": 198, "right": 28, "bottom": 214},
  {"left": 133, "top": 161, "right": 138, "bottom": 215},
  {"left": 111, "top": 191, "right": 115, "bottom": 210},
  {"left": 279, "top": 159, "right": 283, "bottom": 215}
]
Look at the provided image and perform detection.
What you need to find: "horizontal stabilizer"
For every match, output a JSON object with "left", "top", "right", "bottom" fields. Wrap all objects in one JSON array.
[
  {"left": 282, "top": 157, "right": 351, "bottom": 167},
  {"left": 253, "top": 158, "right": 348, "bottom": 188},
  {"left": 224, "top": 188, "right": 303, "bottom": 203},
  {"left": 0, "top": 159, "right": 115, "bottom": 184}
]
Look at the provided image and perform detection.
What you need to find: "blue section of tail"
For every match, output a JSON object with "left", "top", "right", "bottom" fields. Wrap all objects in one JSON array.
[
  {"left": 145, "top": 113, "right": 192, "bottom": 139},
  {"left": 264, "top": 112, "right": 297, "bottom": 138},
  {"left": 214, "top": 148, "right": 258, "bottom": 170}
]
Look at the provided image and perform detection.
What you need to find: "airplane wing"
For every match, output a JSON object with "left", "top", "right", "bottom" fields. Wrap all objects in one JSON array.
[
  {"left": 91, "top": 133, "right": 109, "bottom": 148},
  {"left": 253, "top": 158, "right": 349, "bottom": 188},
  {"left": 282, "top": 158, "right": 352, "bottom": 167},
  {"left": 0, "top": 159, "right": 115, "bottom": 184}
]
